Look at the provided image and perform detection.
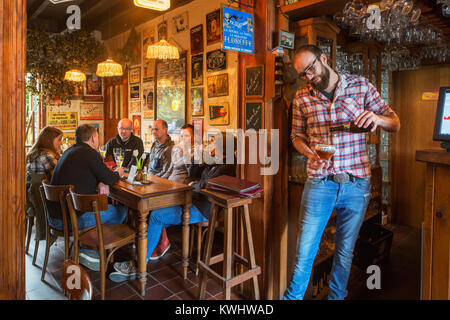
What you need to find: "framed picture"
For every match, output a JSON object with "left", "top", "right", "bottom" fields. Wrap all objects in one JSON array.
[
  {"left": 245, "top": 100, "right": 264, "bottom": 131},
  {"left": 129, "top": 67, "right": 141, "bottom": 84},
  {"left": 190, "top": 24, "right": 203, "bottom": 55},
  {"left": 132, "top": 115, "right": 141, "bottom": 137},
  {"left": 158, "top": 21, "right": 167, "bottom": 41},
  {"left": 192, "top": 118, "right": 204, "bottom": 145},
  {"left": 191, "top": 87, "right": 204, "bottom": 116},
  {"left": 279, "top": 30, "right": 295, "bottom": 49},
  {"left": 245, "top": 65, "right": 264, "bottom": 98},
  {"left": 209, "top": 102, "right": 229, "bottom": 126},
  {"left": 173, "top": 11, "right": 189, "bottom": 34},
  {"left": 129, "top": 100, "right": 141, "bottom": 114},
  {"left": 80, "top": 103, "right": 103, "bottom": 120},
  {"left": 222, "top": 6, "right": 254, "bottom": 54},
  {"left": 207, "top": 73, "right": 229, "bottom": 98},
  {"left": 206, "top": 49, "right": 226, "bottom": 73},
  {"left": 85, "top": 74, "right": 102, "bottom": 96},
  {"left": 206, "top": 9, "right": 221, "bottom": 45},
  {"left": 191, "top": 54, "right": 203, "bottom": 86},
  {"left": 130, "top": 84, "right": 140, "bottom": 100},
  {"left": 142, "top": 82, "right": 154, "bottom": 121}
]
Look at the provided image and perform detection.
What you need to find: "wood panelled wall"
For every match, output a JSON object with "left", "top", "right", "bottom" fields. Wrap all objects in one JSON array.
[
  {"left": 391, "top": 65, "right": 450, "bottom": 228},
  {"left": 0, "top": 0, "right": 26, "bottom": 299}
]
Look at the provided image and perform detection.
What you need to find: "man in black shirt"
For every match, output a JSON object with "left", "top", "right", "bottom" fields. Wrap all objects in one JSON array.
[
  {"left": 48, "top": 124, "right": 127, "bottom": 270},
  {"left": 104, "top": 118, "right": 144, "bottom": 169}
]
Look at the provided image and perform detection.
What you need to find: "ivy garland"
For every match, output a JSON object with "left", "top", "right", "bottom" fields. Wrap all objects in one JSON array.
[{"left": 26, "top": 28, "right": 106, "bottom": 105}]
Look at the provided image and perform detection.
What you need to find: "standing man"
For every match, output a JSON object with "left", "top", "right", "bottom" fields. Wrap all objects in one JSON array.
[
  {"left": 49, "top": 124, "right": 127, "bottom": 271},
  {"left": 147, "top": 119, "right": 174, "bottom": 179},
  {"left": 285, "top": 45, "right": 400, "bottom": 300},
  {"left": 105, "top": 118, "right": 144, "bottom": 169}
]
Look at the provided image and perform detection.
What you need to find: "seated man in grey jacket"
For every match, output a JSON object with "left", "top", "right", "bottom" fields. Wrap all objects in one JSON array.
[{"left": 147, "top": 119, "right": 174, "bottom": 179}]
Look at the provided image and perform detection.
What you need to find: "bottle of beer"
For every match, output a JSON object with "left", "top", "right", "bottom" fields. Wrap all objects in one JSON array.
[{"left": 329, "top": 121, "right": 374, "bottom": 133}]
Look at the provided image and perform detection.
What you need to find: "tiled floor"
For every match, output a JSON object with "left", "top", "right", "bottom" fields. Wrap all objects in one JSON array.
[{"left": 25, "top": 223, "right": 421, "bottom": 300}]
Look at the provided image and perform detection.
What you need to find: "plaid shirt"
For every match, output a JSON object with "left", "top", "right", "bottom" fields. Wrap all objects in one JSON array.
[
  {"left": 291, "top": 72, "right": 392, "bottom": 178},
  {"left": 26, "top": 150, "right": 58, "bottom": 179}
]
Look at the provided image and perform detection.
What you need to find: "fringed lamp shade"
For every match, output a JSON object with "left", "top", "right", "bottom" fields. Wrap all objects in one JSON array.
[
  {"left": 146, "top": 40, "right": 179, "bottom": 60},
  {"left": 64, "top": 69, "right": 86, "bottom": 82},
  {"left": 134, "top": 0, "right": 170, "bottom": 11},
  {"left": 96, "top": 58, "right": 123, "bottom": 77}
]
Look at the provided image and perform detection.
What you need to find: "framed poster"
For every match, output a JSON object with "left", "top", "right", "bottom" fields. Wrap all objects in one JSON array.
[
  {"left": 191, "top": 54, "right": 203, "bottom": 86},
  {"left": 222, "top": 6, "right": 254, "bottom": 54},
  {"left": 132, "top": 115, "right": 141, "bottom": 137},
  {"left": 156, "top": 52, "right": 186, "bottom": 133},
  {"left": 192, "top": 118, "right": 204, "bottom": 145},
  {"left": 279, "top": 30, "right": 295, "bottom": 49},
  {"left": 158, "top": 21, "right": 167, "bottom": 41},
  {"left": 80, "top": 103, "right": 103, "bottom": 120},
  {"left": 245, "top": 65, "right": 264, "bottom": 98},
  {"left": 85, "top": 74, "right": 102, "bottom": 96},
  {"left": 48, "top": 112, "right": 77, "bottom": 130},
  {"left": 129, "top": 100, "right": 141, "bottom": 114},
  {"left": 191, "top": 87, "right": 204, "bottom": 116},
  {"left": 130, "top": 84, "right": 140, "bottom": 100},
  {"left": 206, "top": 9, "right": 221, "bottom": 45},
  {"left": 207, "top": 73, "right": 228, "bottom": 98},
  {"left": 206, "top": 49, "right": 226, "bottom": 72},
  {"left": 173, "top": 11, "right": 189, "bottom": 34},
  {"left": 129, "top": 67, "right": 141, "bottom": 84},
  {"left": 143, "top": 28, "right": 156, "bottom": 82},
  {"left": 209, "top": 103, "right": 229, "bottom": 126},
  {"left": 245, "top": 100, "right": 263, "bottom": 131},
  {"left": 63, "top": 131, "right": 76, "bottom": 146},
  {"left": 142, "top": 82, "right": 154, "bottom": 121},
  {"left": 190, "top": 24, "right": 203, "bottom": 55}
]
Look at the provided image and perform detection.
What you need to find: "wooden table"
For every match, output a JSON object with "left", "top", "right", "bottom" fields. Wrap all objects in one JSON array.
[{"left": 109, "top": 175, "right": 193, "bottom": 296}]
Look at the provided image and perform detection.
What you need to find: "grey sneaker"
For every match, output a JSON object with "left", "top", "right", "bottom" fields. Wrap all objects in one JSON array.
[
  {"left": 78, "top": 251, "right": 100, "bottom": 271},
  {"left": 109, "top": 261, "right": 137, "bottom": 283}
]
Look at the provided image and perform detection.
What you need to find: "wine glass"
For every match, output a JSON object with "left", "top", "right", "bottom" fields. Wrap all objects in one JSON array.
[
  {"left": 99, "top": 145, "right": 107, "bottom": 158},
  {"left": 113, "top": 148, "right": 124, "bottom": 167}
]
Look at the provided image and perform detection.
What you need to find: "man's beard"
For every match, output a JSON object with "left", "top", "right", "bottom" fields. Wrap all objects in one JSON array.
[{"left": 310, "top": 63, "right": 330, "bottom": 91}]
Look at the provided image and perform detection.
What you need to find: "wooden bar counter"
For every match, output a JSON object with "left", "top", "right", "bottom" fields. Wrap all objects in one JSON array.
[{"left": 416, "top": 149, "right": 450, "bottom": 300}]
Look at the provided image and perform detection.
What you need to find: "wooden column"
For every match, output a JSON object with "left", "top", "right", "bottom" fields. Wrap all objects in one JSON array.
[{"left": 0, "top": 0, "right": 27, "bottom": 300}]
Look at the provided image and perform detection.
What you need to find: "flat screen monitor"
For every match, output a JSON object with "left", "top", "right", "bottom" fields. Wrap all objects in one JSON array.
[{"left": 433, "top": 86, "right": 450, "bottom": 151}]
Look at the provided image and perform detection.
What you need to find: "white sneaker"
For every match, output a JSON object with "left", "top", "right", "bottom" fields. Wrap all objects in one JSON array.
[
  {"left": 78, "top": 251, "right": 100, "bottom": 271},
  {"left": 109, "top": 261, "right": 137, "bottom": 283}
]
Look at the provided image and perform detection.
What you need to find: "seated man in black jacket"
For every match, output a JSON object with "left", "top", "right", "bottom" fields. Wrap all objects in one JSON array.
[
  {"left": 104, "top": 118, "right": 144, "bottom": 169},
  {"left": 49, "top": 124, "right": 127, "bottom": 270},
  {"left": 109, "top": 131, "right": 236, "bottom": 282}
]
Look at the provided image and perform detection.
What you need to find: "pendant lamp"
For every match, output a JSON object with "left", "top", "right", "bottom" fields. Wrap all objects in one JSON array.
[
  {"left": 134, "top": 0, "right": 170, "bottom": 11},
  {"left": 64, "top": 69, "right": 86, "bottom": 82},
  {"left": 146, "top": 39, "right": 180, "bottom": 60},
  {"left": 96, "top": 58, "right": 123, "bottom": 77}
]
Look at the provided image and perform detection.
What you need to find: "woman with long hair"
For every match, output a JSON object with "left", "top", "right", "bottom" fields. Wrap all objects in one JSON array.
[{"left": 26, "top": 126, "right": 63, "bottom": 180}]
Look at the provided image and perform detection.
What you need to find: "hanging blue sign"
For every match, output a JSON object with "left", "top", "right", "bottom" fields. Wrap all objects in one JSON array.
[{"left": 222, "top": 6, "right": 254, "bottom": 54}]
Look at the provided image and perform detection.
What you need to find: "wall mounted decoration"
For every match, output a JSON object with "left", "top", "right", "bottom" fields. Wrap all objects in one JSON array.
[
  {"left": 191, "top": 87, "right": 204, "bottom": 116},
  {"left": 245, "top": 100, "right": 263, "bottom": 131},
  {"left": 222, "top": 6, "right": 254, "bottom": 54},
  {"left": 206, "top": 49, "right": 226, "bottom": 72},
  {"left": 245, "top": 65, "right": 264, "bottom": 98},
  {"left": 192, "top": 118, "right": 204, "bottom": 144},
  {"left": 130, "top": 84, "right": 140, "bottom": 99},
  {"left": 48, "top": 112, "right": 78, "bottom": 130},
  {"left": 143, "top": 28, "right": 156, "bottom": 82},
  {"left": 191, "top": 54, "right": 203, "bottom": 86},
  {"left": 207, "top": 73, "right": 229, "bottom": 98},
  {"left": 132, "top": 115, "right": 142, "bottom": 137},
  {"left": 209, "top": 102, "right": 230, "bottom": 126},
  {"left": 206, "top": 9, "right": 221, "bottom": 45},
  {"left": 142, "top": 81, "right": 154, "bottom": 121},
  {"left": 173, "top": 11, "right": 189, "bottom": 34},
  {"left": 158, "top": 21, "right": 168, "bottom": 41},
  {"left": 129, "top": 67, "right": 141, "bottom": 84},
  {"left": 85, "top": 74, "right": 103, "bottom": 96},
  {"left": 190, "top": 24, "right": 203, "bottom": 55},
  {"left": 80, "top": 103, "right": 103, "bottom": 120},
  {"left": 129, "top": 100, "right": 141, "bottom": 114},
  {"left": 279, "top": 30, "right": 295, "bottom": 49}
]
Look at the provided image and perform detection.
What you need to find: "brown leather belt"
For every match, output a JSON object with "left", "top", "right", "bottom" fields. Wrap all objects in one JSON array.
[{"left": 325, "top": 173, "right": 356, "bottom": 183}]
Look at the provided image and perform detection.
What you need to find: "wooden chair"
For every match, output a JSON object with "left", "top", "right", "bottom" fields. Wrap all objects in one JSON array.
[
  {"left": 189, "top": 221, "right": 209, "bottom": 276},
  {"left": 61, "top": 260, "right": 93, "bottom": 300},
  {"left": 39, "top": 182, "right": 75, "bottom": 282},
  {"left": 66, "top": 188, "right": 136, "bottom": 300}
]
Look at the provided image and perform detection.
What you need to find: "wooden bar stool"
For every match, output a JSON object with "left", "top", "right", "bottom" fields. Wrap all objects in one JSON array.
[{"left": 198, "top": 189, "right": 261, "bottom": 300}]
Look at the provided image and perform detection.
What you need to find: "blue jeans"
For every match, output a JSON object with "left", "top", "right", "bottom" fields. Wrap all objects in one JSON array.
[
  {"left": 48, "top": 204, "right": 128, "bottom": 231},
  {"left": 146, "top": 205, "right": 208, "bottom": 262},
  {"left": 284, "top": 176, "right": 371, "bottom": 300}
]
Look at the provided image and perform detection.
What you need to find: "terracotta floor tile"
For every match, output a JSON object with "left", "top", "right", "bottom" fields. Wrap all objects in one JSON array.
[
  {"left": 176, "top": 285, "right": 212, "bottom": 300},
  {"left": 93, "top": 283, "right": 137, "bottom": 300},
  {"left": 166, "top": 294, "right": 182, "bottom": 300},
  {"left": 150, "top": 265, "right": 180, "bottom": 283},
  {"left": 142, "top": 284, "right": 173, "bottom": 300},
  {"left": 162, "top": 276, "right": 195, "bottom": 294}
]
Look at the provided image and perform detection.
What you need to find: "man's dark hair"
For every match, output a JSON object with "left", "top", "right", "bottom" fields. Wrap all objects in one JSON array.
[
  {"left": 181, "top": 124, "right": 194, "bottom": 132},
  {"left": 294, "top": 44, "right": 323, "bottom": 59},
  {"left": 75, "top": 124, "right": 97, "bottom": 143}
]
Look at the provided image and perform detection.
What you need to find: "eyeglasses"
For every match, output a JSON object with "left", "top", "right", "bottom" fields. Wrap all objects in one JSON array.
[
  {"left": 119, "top": 127, "right": 132, "bottom": 131},
  {"left": 298, "top": 56, "right": 319, "bottom": 79}
]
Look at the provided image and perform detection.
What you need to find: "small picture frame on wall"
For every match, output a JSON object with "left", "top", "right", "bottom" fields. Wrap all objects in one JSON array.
[
  {"left": 85, "top": 74, "right": 103, "bottom": 96},
  {"left": 206, "top": 9, "right": 221, "bottom": 45},
  {"left": 190, "top": 24, "right": 203, "bottom": 55},
  {"left": 191, "top": 87, "right": 204, "bottom": 116},
  {"left": 173, "top": 11, "right": 189, "bottom": 34},
  {"left": 207, "top": 73, "right": 228, "bottom": 98},
  {"left": 209, "top": 102, "right": 230, "bottom": 126},
  {"left": 245, "top": 65, "right": 264, "bottom": 98},
  {"left": 206, "top": 49, "right": 226, "bottom": 73},
  {"left": 129, "top": 67, "right": 141, "bottom": 84},
  {"left": 192, "top": 118, "right": 204, "bottom": 145},
  {"left": 130, "top": 84, "right": 140, "bottom": 100},
  {"left": 191, "top": 54, "right": 203, "bottom": 86},
  {"left": 245, "top": 100, "right": 264, "bottom": 131},
  {"left": 279, "top": 30, "right": 295, "bottom": 49}
]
